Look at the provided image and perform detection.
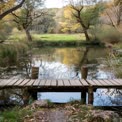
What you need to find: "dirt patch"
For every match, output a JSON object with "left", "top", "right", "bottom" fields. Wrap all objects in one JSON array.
[
  {"left": 23, "top": 101, "right": 121, "bottom": 122},
  {"left": 25, "top": 108, "right": 68, "bottom": 122}
]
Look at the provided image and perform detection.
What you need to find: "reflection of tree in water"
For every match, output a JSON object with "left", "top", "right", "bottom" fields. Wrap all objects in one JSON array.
[{"left": 74, "top": 47, "right": 98, "bottom": 79}]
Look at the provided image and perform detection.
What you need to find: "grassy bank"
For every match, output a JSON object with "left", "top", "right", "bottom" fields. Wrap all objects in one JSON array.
[
  {"left": 0, "top": 101, "right": 121, "bottom": 122},
  {"left": 8, "top": 33, "right": 103, "bottom": 47},
  {"left": 33, "top": 34, "right": 85, "bottom": 42},
  {"left": 9, "top": 33, "right": 85, "bottom": 42}
]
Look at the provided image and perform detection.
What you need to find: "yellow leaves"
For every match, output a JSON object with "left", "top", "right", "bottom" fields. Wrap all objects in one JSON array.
[
  {"left": 64, "top": 6, "right": 73, "bottom": 19},
  {"left": 59, "top": 6, "right": 81, "bottom": 33},
  {"left": 0, "top": 0, "right": 16, "bottom": 14},
  {"left": 59, "top": 22, "right": 68, "bottom": 27},
  {"left": 55, "top": 48, "right": 82, "bottom": 66},
  {"left": 71, "top": 23, "right": 80, "bottom": 31}
]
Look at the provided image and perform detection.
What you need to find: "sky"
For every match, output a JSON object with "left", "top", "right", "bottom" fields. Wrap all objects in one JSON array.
[{"left": 45, "top": 0, "right": 66, "bottom": 8}]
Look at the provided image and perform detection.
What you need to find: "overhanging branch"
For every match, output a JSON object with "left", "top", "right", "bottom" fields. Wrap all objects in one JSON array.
[{"left": 0, "top": 0, "right": 25, "bottom": 20}]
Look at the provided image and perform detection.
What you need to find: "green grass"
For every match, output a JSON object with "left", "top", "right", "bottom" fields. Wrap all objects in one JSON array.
[
  {"left": 8, "top": 33, "right": 85, "bottom": 42},
  {"left": 32, "top": 34, "right": 85, "bottom": 42},
  {"left": 0, "top": 107, "right": 33, "bottom": 122},
  {"left": 8, "top": 33, "right": 103, "bottom": 47}
]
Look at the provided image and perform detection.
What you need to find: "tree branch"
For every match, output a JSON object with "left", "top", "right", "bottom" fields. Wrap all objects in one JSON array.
[{"left": 0, "top": 0, "right": 25, "bottom": 20}]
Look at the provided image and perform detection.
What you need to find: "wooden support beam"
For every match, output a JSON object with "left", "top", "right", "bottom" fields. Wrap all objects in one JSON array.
[
  {"left": 88, "top": 87, "right": 94, "bottom": 105},
  {"left": 22, "top": 88, "right": 30, "bottom": 106},
  {"left": 81, "top": 91, "right": 86, "bottom": 104}
]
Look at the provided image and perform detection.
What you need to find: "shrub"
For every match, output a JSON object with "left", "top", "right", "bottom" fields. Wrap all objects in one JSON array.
[{"left": 95, "top": 26, "right": 122, "bottom": 44}]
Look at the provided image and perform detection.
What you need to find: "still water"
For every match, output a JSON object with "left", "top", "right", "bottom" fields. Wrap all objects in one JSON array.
[{"left": 32, "top": 47, "right": 122, "bottom": 106}]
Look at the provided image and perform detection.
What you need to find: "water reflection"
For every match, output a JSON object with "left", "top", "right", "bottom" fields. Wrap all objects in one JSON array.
[
  {"left": 32, "top": 47, "right": 122, "bottom": 106},
  {"left": 32, "top": 47, "right": 112, "bottom": 80}
]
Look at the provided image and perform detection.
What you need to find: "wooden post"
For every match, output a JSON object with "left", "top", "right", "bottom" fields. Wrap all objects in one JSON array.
[
  {"left": 31, "top": 66, "right": 38, "bottom": 101},
  {"left": 31, "top": 66, "right": 39, "bottom": 79},
  {"left": 81, "top": 66, "right": 88, "bottom": 104},
  {"left": 88, "top": 87, "right": 94, "bottom": 105},
  {"left": 22, "top": 89, "right": 30, "bottom": 106},
  {"left": 81, "top": 91, "right": 86, "bottom": 104},
  {"left": 81, "top": 66, "right": 88, "bottom": 79}
]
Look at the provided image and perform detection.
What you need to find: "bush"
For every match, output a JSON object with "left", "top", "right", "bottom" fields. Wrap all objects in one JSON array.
[
  {"left": 0, "top": 42, "right": 31, "bottom": 78},
  {"left": 0, "top": 107, "right": 33, "bottom": 122},
  {"left": 0, "top": 42, "right": 29, "bottom": 67},
  {"left": 95, "top": 26, "right": 122, "bottom": 44}
]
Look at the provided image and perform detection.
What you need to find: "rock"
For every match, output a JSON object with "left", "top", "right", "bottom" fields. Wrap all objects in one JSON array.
[
  {"left": 89, "top": 110, "right": 120, "bottom": 122},
  {"left": 30, "top": 100, "right": 48, "bottom": 109}
]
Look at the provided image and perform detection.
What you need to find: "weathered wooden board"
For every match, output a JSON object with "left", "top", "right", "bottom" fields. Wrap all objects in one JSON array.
[
  {"left": 63, "top": 80, "right": 71, "bottom": 86},
  {"left": 39, "top": 80, "right": 46, "bottom": 86},
  {"left": 103, "top": 80, "right": 114, "bottom": 86},
  {"left": 0, "top": 79, "right": 122, "bottom": 89},
  {"left": 33, "top": 79, "right": 41, "bottom": 86},
  {"left": 57, "top": 80, "right": 64, "bottom": 86},
  {"left": 114, "top": 79, "right": 122, "bottom": 85},
  {"left": 7, "top": 79, "right": 19, "bottom": 86},
  {"left": 0, "top": 79, "right": 8, "bottom": 86},
  {"left": 51, "top": 80, "right": 57, "bottom": 86},
  {"left": 69, "top": 79, "right": 82, "bottom": 86},
  {"left": 1, "top": 79, "right": 13, "bottom": 86},
  {"left": 25, "top": 79, "right": 35, "bottom": 86},
  {"left": 73, "top": 80, "right": 82, "bottom": 86},
  {"left": 14, "top": 79, "right": 24, "bottom": 86},
  {"left": 45, "top": 80, "right": 52, "bottom": 86},
  {"left": 98, "top": 80, "right": 109, "bottom": 86},
  {"left": 19, "top": 79, "right": 30, "bottom": 86},
  {"left": 80, "top": 79, "right": 89, "bottom": 86},
  {"left": 108, "top": 79, "right": 120, "bottom": 85},
  {"left": 87, "top": 80, "right": 97, "bottom": 86},
  {"left": 92, "top": 80, "right": 103, "bottom": 86}
]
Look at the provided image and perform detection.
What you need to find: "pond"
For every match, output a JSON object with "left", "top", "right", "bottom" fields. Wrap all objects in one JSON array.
[{"left": 31, "top": 46, "right": 122, "bottom": 106}]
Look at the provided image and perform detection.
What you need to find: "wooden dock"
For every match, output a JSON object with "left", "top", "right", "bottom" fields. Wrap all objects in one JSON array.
[{"left": 0, "top": 79, "right": 122, "bottom": 105}]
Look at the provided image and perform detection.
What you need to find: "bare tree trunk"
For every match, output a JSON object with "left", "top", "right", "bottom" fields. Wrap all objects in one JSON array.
[
  {"left": 24, "top": 29, "right": 32, "bottom": 42},
  {"left": 83, "top": 29, "right": 90, "bottom": 41}
]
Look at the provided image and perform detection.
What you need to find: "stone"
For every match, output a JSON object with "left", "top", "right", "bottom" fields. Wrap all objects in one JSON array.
[{"left": 31, "top": 100, "right": 48, "bottom": 109}]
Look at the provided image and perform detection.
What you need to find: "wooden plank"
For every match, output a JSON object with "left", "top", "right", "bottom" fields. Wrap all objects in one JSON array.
[
  {"left": 14, "top": 79, "right": 25, "bottom": 86},
  {"left": 92, "top": 80, "right": 103, "bottom": 86},
  {"left": 97, "top": 80, "right": 109, "bottom": 86},
  {"left": 3, "top": 79, "right": 12, "bottom": 87},
  {"left": 80, "top": 79, "right": 89, "bottom": 86},
  {"left": 69, "top": 80, "right": 82, "bottom": 86},
  {"left": 33, "top": 79, "right": 41, "bottom": 86},
  {"left": 103, "top": 79, "right": 114, "bottom": 86},
  {"left": 25, "top": 79, "right": 35, "bottom": 86},
  {"left": 51, "top": 80, "right": 57, "bottom": 86},
  {"left": 57, "top": 80, "right": 64, "bottom": 86},
  {"left": 7, "top": 79, "right": 19, "bottom": 86},
  {"left": 73, "top": 79, "right": 82, "bottom": 86},
  {"left": 108, "top": 79, "right": 120, "bottom": 85},
  {"left": 45, "top": 80, "right": 51, "bottom": 86},
  {"left": 19, "top": 79, "right": 30, "bottom": 86},
  {"left": 0, "top": 79, "right": 7, "bottom": 86},
  {"left": 114, "top": 79, "right": 122, "bottom": 85},
  {"left": 63, "top": 80, "right": 71, "bottom": 86},
  {"left": 39, "top": 80, "right": 46, "bottom": 86},
  {"left": 87, "top": 80, "right": 97, "bottom": 86}
]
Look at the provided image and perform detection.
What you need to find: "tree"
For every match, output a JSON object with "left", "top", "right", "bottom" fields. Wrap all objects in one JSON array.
[
  {"left": 31, "top": 8, "right": 56, "bottom": 33},
  {"left": 59, "top": 6, "right": 81, "bottom": 33},
  {"left": 68, "top": 0, "right": 103, "bottom": 41},
  {"left": 12, "top": 0, "right": 45, "bottom": 42},
  {"left": 0, "top": 0, "right": 25, "bottom": 20},
  {"left": 0, "top": 20, "right": 12, "bottom": 43},
  {"left": 104, "top": 0, "right": 122, "bottom": 30}
]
